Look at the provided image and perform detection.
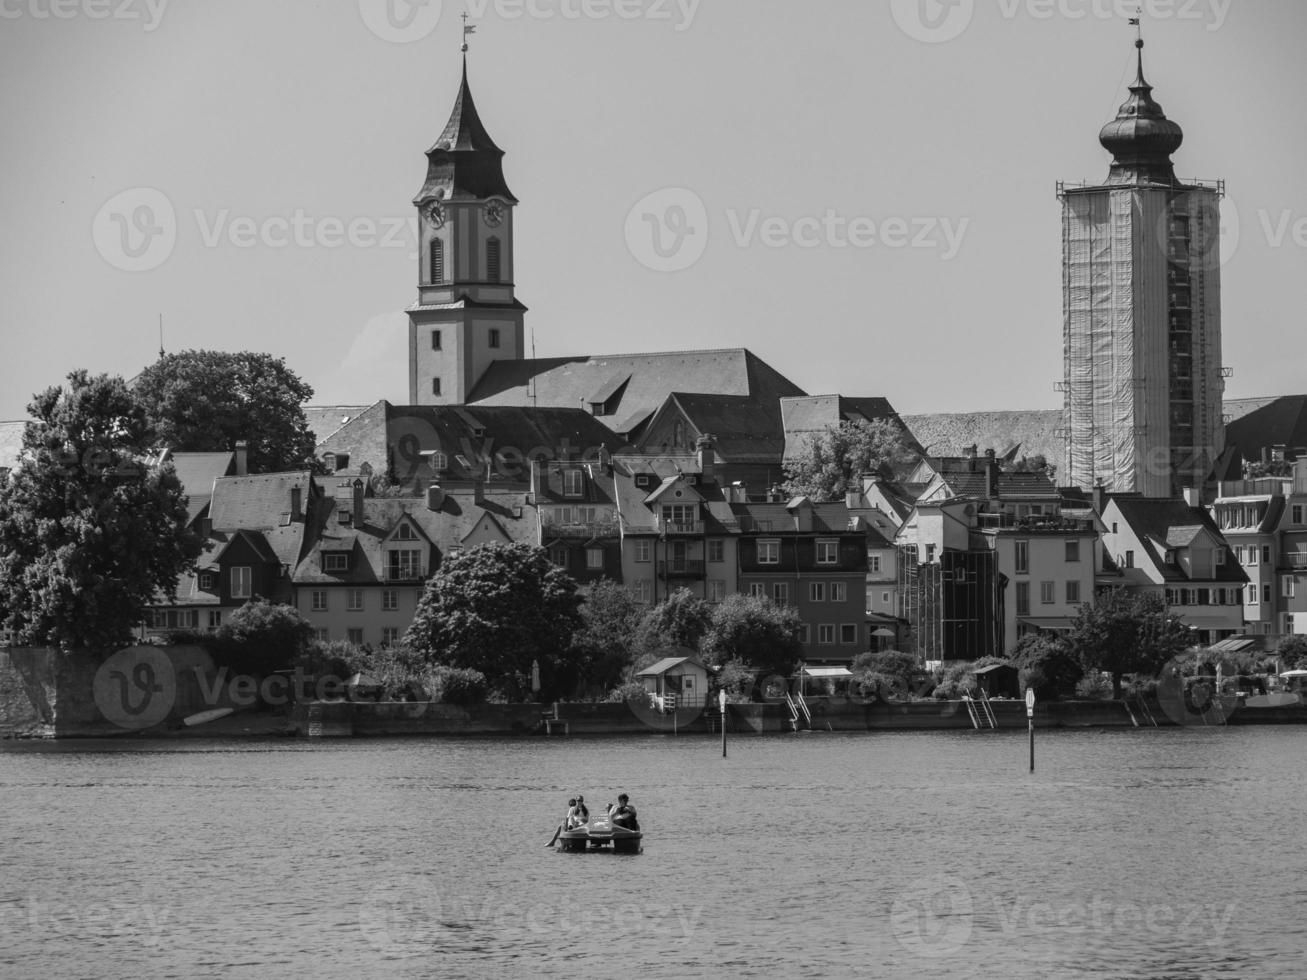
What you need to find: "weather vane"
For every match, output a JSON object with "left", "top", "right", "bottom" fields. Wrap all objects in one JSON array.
[
  {"left": 462, "top": 11, "right": 476, "bottom": 53},
  {"left": 1129, "top": 6, "right": 1142, "bottom": 44}
]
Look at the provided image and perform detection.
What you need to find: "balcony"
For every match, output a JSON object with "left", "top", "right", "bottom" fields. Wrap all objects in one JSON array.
[
  {"left": 541, "top": 518, "right": 620, "bottom": 539},
  {"left": 973, "top": 514, "right": 1096, "bottom": 534},
  {"left": 1282, "top": 554, "right": 1307, "bottom": 570},
  {"left": 656, "top": 519, "right": 704, "bottom": 536},
  {"left": 658, "top": 560, "right": 706, "bottom": 579},
  {"left": 384, "top": 565, "right": 427, "bottom": 583}
]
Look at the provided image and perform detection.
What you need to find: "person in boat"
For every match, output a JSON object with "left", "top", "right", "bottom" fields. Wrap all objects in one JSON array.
[
  {"left": 608, "top": 794, "right": 639, "bottom": 832},
  {"left": 574, "top": 795, "right": 589, "bottom": 823},
  {"left": 565, "top": 798, "right": 585, "bottom": 830}
]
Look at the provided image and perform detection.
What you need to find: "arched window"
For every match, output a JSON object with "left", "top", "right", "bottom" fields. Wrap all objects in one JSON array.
[
  {"left": 486, "top": 237, "right": 501, "bottom": 283},
  {"left": 429, "top": 239, "right": 445, "bottom": 284}
]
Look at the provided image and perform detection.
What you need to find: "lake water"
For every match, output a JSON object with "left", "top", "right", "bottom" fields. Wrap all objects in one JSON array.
[{"left": 1, "top": 727, "right": 1304, "bottom": 979}]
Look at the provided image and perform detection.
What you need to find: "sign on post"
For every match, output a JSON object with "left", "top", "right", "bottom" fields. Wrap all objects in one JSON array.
[{"left": 1025, "top": 688, "right": 1036, "bottom": 718}]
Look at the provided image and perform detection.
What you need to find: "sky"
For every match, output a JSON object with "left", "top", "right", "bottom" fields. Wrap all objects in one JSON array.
[{"left": 2, "top": 0, "right": 1304, "bottom": 423}]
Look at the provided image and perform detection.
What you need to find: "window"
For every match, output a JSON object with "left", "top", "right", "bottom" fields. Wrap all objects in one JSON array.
[
  {"left": 631, "top": 580, "right": 652, "bottom": 603},
  {"left": 818, "top": 624, "right": 835, "bottom": 645},
  {"left": 151, "top": 609, "right": 199, "bottom": 630},
  {"left": 816, "top": 539, "right": 839, "bottom": 565},
  {"left": 486, "top": 237, "right": 502, "bottom": 282},
  {"left": 394, "top": 523, "right": 418, "bottom": 541},
  {"left": 1284, "top": 577, "right": 1298, "bottom": 599},
  {"left": 198, "top": 572, "right": 215, "bottom": 591},
  {"left": 925, "top": 543, "right": 936, "bottom": 563},
  {"left": 869, "top": 553, "right": 882, "bottom": 574},
  {"left": 382, "top": 627, "right": 400, "bottom": 647},
  {"left": 563, "top": 469, "right": 584, "bottom": 497},
  {"left": 1014, "top": 541, "right": 1029, "bottom": 574},
  {"left": 347, "top": 589, "right": 364, "bottom": 612},
  {"left": 323, "top": 553, "right": 349, "bottom": 573},
  {"left": 799, "top": 624, "right": 810, "bottom": 645},
  {"left": 749, "top": 583, "right": 766, "bottom": 598},
  {"left": 430, "top": 239, "right": 444, "bottom": 283},
  {"left": 831, "top": 582, "right": 847, "bottom": 603},
  {"left": 1215, "top": 548, "right": 1227, "bottom": 566},
  {"left": 1124, "top": 550, "right": 1135, "bottom": 569},
  {"left": 840, "top": 624, "right": 858, "bottom": 645},
  {"left": 708, "top": 580, "right": 726, "bottom": 602},
  {"left": 661, "top": 504, "right": 697, "bottom": 528},
  {"left": 633, "top": 540, "right": 652, "bottom": 563},
  {"left": 882, "top": 591, "right": 891, "bottom": 604},
  {"left": 1040, "top": 581, "right": 1055, "bottom": 605},
  {"left": 1015, "top": 581, "right": 1030, "bottom": 617},
  {"left": 548, "top": 544, "right": 568, "bottom": 567},
  {"left": 315, "top": 628, "right": 329, "bottom": 643},
  {"left": 758, "top": 539, "right": 780, "bottom": 565},
  {"left": 1111, "top": 522, "right": 1118, "bottom": 534},
  {"left": 586, "top": 548, "right": 604, "bottom": 570},
  {"left": 1066, "top": 580, "right": 1080, "bottom": 604},
  {"left": 1293, "top": 505, "right": 1305, "bottom": 525},
  {"left": 1179, "top": 588, "right": 1191, "bottom": 606},
  {"left": 1247, "top": 585, "right": 1257, "bottom": 605},
  {"left": 708, "top": 540, "right": 725, "bottom": 563},
  {"left": 431, "top": 329, "right": 442, "bottom": 350},
  {"left": 1196, "top": 588, "right": 1210, "bottom": 606},
  {"left": 347, "top": 628, "right": 364, "bottom": 646},
  {"left": 1264, "top": 583, "right": 1272, "bottom": 603},
  {"left": 231, "top": 566, "right": 251, "bottom": 599},
  {"left": 208, "top": 610, "right": 222, "bottom": 630},
  {"left": 1263, "top": 546, "right": 1272, "bottom": 564},
  {"left": 387, "top": 550, "right": 423, "bottom": 581},
  {"left": 488, "top": 327, "right": 501, "bottom": 349},
  {"left": 311, "top": 590, "right": 328, "bottom": 612},
  {"left": 383, "top": 589, "right": 398, "bottom": 612},
  {"left": 432, "top": 378, "right": 442, "bottom": 397},
  {"left": 810, "top": 582, "right": 827, "bottom": 602},
  {"left": 772, "top": 582, "right": 789, "bottom": 605},
  {"left": 1065, "top": 540, "right": 1081, "bottom": 563}
]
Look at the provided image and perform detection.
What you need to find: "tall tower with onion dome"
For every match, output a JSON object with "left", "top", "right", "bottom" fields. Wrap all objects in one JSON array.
[
  {"left": 407, "top": 33, "right": 526, "bottom": 406},
  {"left": 1059, "top": 37, "right": 1226, "bottom": 498}
]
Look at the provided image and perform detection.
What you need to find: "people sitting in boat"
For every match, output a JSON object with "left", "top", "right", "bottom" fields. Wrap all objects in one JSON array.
[
  {"left": 608, "top": 793, "right": 639, "bottom": 832},
  {"left": 565, "top": 798, "right": 585, "bottom": 829},
  {"left": 574, "top": 795, "right": 589, "bottom": 823}
]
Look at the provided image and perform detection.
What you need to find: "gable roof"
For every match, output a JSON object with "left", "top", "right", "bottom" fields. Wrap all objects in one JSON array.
[
  {"left": 646, "top": 392, "right": 788, "bottom": 461},
  {"left": 780, "top": 394, "right": 917, "bottom": 461},
  {"left": 208, "top": 471, "right": 316, "bottom": 569},
  {"left": 304, "top": 405, "right": 375, "bottom": 447},
  {"left": 637, "top": 656, "right": 707, "bottom": 677},
  {"left": 467, "top": 348, "right": 805, "bottom": 438},
  {"left": 169, "top": 451, "right": 236, "bottom": 524},
  {"left": 1107, "top": 495, "right": 1248, "bottom": 584}
]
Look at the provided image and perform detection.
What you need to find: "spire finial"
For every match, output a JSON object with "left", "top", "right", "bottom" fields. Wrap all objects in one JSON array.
[{"left": 461, "top": 11, "right": 476, "bottom": 54}]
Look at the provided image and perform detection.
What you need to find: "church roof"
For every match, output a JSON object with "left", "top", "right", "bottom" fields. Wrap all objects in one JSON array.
[
  {"left": 415, "top": 59, "right": 516, "bottom": 204},
  {"left": 1098, "top": 40, "right": 1185, "bottom": 186},
  {"left": 467, "top": 348, "right": 806, "bottom": 439}
]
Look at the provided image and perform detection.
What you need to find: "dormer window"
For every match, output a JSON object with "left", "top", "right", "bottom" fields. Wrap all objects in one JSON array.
[
  {"left": 635, "top": 473, "right": 653, "bottom": 489},
  {"left": 1215, "top": 547, "right": 1226, "bottom": 565},
  {"left": 1163, "top": 550, "right": 1176, "bottom": 565},
  {"left": 323, "top": 553, "right": 349, "bottom": 573},
  {"left": 198, "top": 572, "right": 215, "bottom": 591},
  {"left": 394, "top": 523, "right": 418, "bottom": 541},
  {"left": 563, "top": 469, "right": 584, "bottom": 497}
]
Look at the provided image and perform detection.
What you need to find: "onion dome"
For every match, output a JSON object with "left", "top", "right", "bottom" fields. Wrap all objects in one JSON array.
[
  {"left": 1098, "top": 40, "right": 1184, "bottom": 186},
  {"left": 414, "top": 57, "right": 517, "bottom": 205}
]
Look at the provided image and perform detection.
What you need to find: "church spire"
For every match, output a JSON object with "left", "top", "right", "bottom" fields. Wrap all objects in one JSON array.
[{"left": 1097, "top": 37, "right": 1185, "bottom": 186}]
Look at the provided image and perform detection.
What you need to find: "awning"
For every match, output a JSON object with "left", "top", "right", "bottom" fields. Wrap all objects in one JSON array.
[
  {"left": 1018, "top": 617, "right": 1077, "bottom": 632},
  {"left": 802, "top": 667, "right": 853, "bottom": 679},
  {"left": 872, "top": 627, "right": 897, "bottom": 638},
  {"left": 1208, "top": 637, "right": 1255, "bottom": 653}
]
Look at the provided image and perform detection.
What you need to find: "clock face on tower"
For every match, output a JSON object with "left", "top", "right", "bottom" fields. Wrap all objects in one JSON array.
[
  {"left": 484, "top": 201, "right": 505, "bottom": 227},
  {"left": 421, "top": 197, "right": 446, "bottom": 229}
]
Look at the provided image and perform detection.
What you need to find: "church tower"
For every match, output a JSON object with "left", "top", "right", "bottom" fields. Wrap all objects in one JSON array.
[
  {"left": 408, "top": 46, "right": 525, "bottom": 406},
  {"left": 1060, "top": 38, "right": 1225, "bottom": 498}
]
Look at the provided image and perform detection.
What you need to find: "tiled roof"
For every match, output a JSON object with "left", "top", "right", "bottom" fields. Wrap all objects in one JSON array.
[
  {"left": 208, "top": 471, "right": 316, "bottom": 569},
  {"left": 294, "top": 490, "right": 536, "bottom": 585},
  {"left": 467, "top": 348, "right": 805, "bottom": 438},
  {"left": 902, "top": 410, "right": 1063, "bottom": 467},
  {"left": 1225, "top": 395, "right": 1307, "bottom": 463},
  {"left": 656, "top": 393, "right": 787, "bottom": 461},
  {"left": 1108, "top": 495, "right": 1248, "bottom": 584},
  {"left": 939, "top": 471, "right": 1059, "bottom": 501},
  {"left": 169, "top": 452, "right": 235, "bottom": 524},
  {"left": 304, "top": 405, "right": 374, "bottom": 447}
]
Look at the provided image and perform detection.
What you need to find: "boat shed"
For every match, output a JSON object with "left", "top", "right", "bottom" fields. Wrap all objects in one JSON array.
[
  {"left": 973, "top": 663, "right": 1020, "bottom": 699},
  {"left": 636, "top": 655, "right": 710, "bottom": 708}
]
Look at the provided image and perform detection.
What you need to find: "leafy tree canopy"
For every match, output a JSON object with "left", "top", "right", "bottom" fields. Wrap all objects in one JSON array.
[
  {"left": 1009, "top": 632, "right": 1083, "bottom": 701},
  {"left": 781, "top": 418, "right": 916, "bottom": 501},
  {"left": 571, "top": 579, "right": 644, "bottom": 696},
  {"left": 134, "top": 350, "right": 317, "bottom": 473},
  {"left": 1276, "top": 634, "right": 1307, "bottom": 669},
  {"left": 1065, "top": 589, "right": 1196, "bottom": 698},
  {"left": 0, "top": 371, "right": 202, "bottom": 655},
  {"left": 633, "top": 587, "right": 713, "bottom": 662},
  {"left": 405, "top": 543, "right": 582, "bottom": 701},
  {"left": 700, "top": 593, "right": 803, "bottom": 676}
]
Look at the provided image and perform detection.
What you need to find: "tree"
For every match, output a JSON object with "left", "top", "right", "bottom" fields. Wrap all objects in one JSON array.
[
  {"left": 633, "top": 588, "right": 713, "bottom": 663},
  {"left": 700, "top": 593, "right": 803, "bottom": 675},
  {"left": 404, "top": 543, "right": 582, "bottom": 701},
  {"left": 213, "top": 598, "right": 316, "bottom": 674},
  {"left": 1012, "top": 453, "right": 1056, "bottom": 480},
  {"left": 1009, "top": 632, "right": 1083, "bottom": 701},
  {"left": 850, "top": 649, "right": 921, "bottom": 700},
  {"left": 570, "top": 579, "right": 644, "bottom": 696},
  {"left": 1065, "top": 589, "right": 1195, "bottom": 698},
  {"left": 1276, "top": 635, "right": 1307, "bottom": 669},
  {"left": 134, "top": 350, "right": 317, "bottom": 473},
  {"left": 782, "top": 418, "right": 916, "bottom": 501},
  {"left": 0, "top": 371, "right": 202, "bottom": 656}
]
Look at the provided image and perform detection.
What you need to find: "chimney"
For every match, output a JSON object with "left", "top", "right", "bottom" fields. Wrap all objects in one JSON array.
[
  {"left": 352, "top": 478, "right": 365, "bottom": 524},
  {"left": 1182, "top": 486, "right": 1202, "bottom": 508},
  {"left": 427, "top": 482, "right": 446, "bottom": 511},
  {"left": 474, "top": 479, "right": 485, "bottom": 507},
  {"left": 290, "top": 485, "right": 302, "bottom": 522},
  {"left": 599, "top": 443, "right": 612, "bottom": 474},
  {"left": 1092, "top": 480, "right": 1106, "bottom": 515},
  {"left": 696, "top": 434, "right": 716, "bottom": 486},
  {"left": 234, "top": 441, "right": 248, "bottom": 476},
  {"left": 984, "top": 452, "right": 999, "bottom": 500}
]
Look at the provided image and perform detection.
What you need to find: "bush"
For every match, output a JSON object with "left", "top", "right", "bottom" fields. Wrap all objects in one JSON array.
[
  {"left": 426, "top": 666, "right": 488, "bottom": 706},
  {"left": 1010, "top": 634, "right": 1083, "bottom": 701},
  {"left": 717, "top": 659, "right": 758, "bottom": 702},
  {"left": 851, "top": 650, "right": 923, "bottom": 700},
  {"left": 932, "top": 662, "right": 977, "bottom": 700},
  {"left": 607, "top": 681, "right": 650, "bottom": 705},
  {"left": 1076, "top": 671, "right": 1115, "bottom": 700}
]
